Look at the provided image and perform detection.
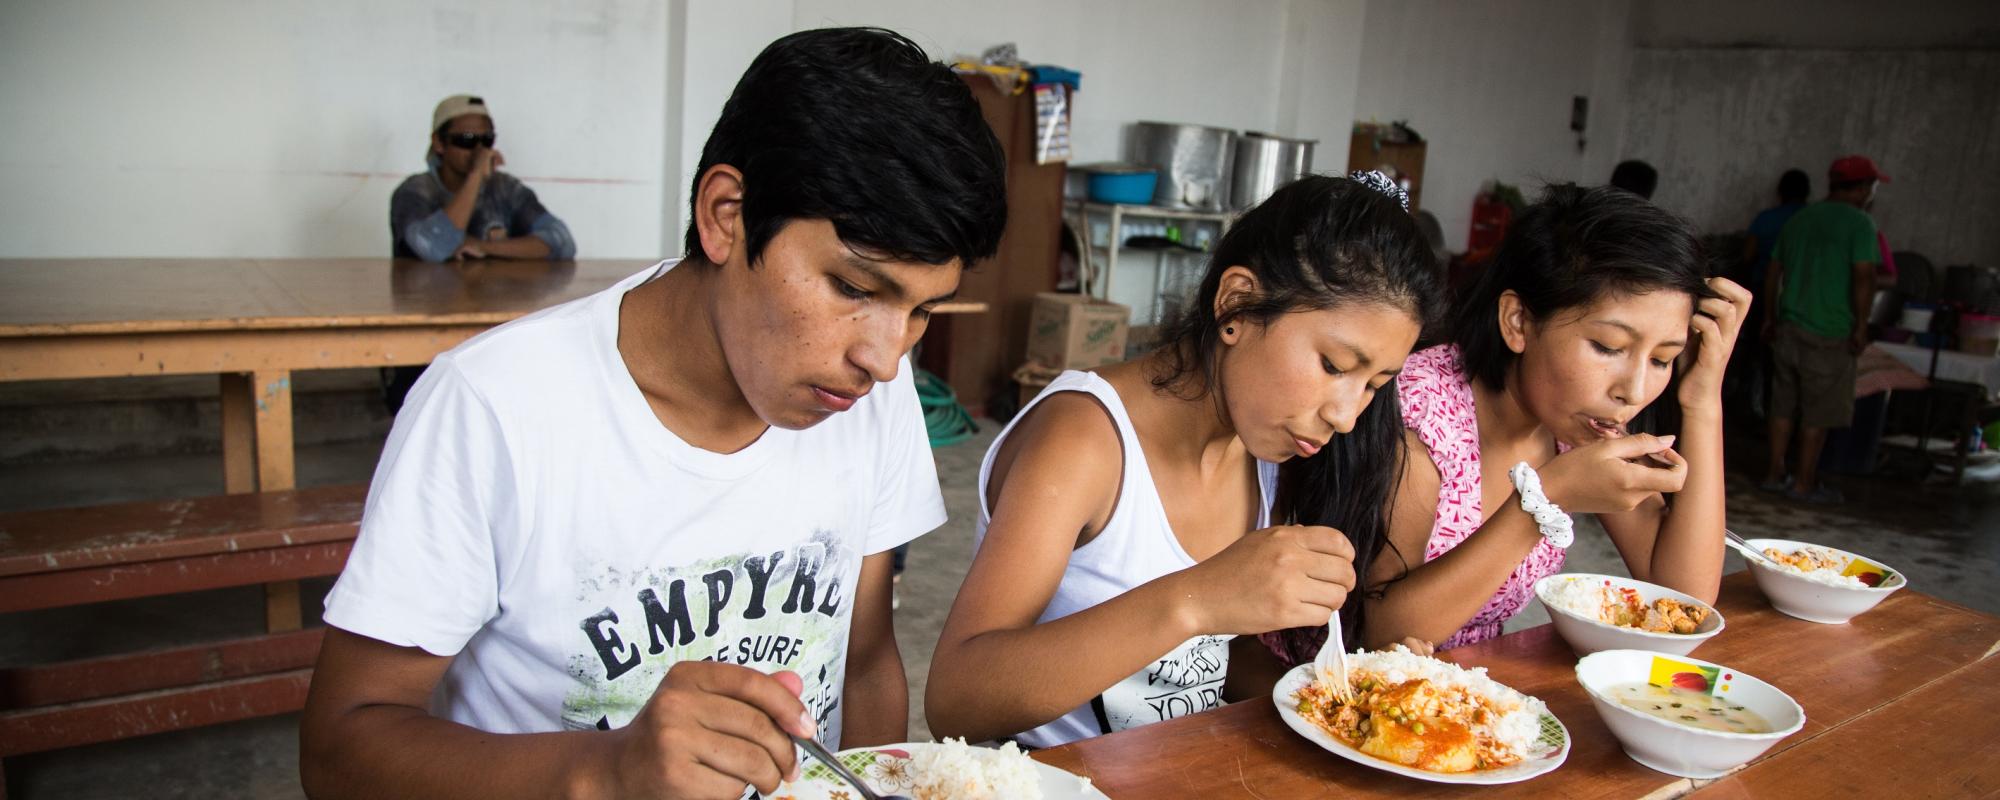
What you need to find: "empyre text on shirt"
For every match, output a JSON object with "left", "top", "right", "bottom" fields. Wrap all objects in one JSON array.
[{"left": 578, "top": 540, "right": 848, "bottom": 682}]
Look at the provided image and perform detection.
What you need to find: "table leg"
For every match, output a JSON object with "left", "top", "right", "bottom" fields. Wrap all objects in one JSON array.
[
  {"left": 220, "top": 374, "right": 256, "bottom": 494},
  {"left": 224, "top": 370, "right": 304, "bottom": 632},
  {"left": 254, "top": 369, "right": 301, "bottom": 632},
  {"left": 252, "top": 369, "right": 295, "bottom": 492}
]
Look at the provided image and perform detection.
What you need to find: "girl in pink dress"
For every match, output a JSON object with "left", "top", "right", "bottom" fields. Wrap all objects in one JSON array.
[{"left": 1363, "top": 184, "right": 1754, "bottom": 650}]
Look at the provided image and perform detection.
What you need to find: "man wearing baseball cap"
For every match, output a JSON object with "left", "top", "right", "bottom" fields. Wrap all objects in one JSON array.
[
  {"left": 1760, "top": 154, "right": 1887, "bottom": 504},
  {"left": 389, "top": 94, "right": 577, "bottom": 262}
]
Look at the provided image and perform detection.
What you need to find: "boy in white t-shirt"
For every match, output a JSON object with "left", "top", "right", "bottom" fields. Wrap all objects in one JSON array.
[{"left": 299, "top": 28, "right": 1007, "bottom": 800}]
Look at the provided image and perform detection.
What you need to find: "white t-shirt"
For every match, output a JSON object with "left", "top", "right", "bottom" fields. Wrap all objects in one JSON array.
[{"left": 323, "top": 260, "right": 945, "bottom": 749}]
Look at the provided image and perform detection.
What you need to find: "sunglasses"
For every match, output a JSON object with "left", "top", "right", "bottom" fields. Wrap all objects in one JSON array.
[{"left": 444, "top": 132, "right": 497, "bottom": 149}]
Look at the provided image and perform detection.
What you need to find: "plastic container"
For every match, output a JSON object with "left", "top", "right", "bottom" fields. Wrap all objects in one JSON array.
[
  {"left": 1899, "top": 302, "right": 1936, "bottom": 333},
  {"left": 1957, "top": 312, "right": 2000, "bottom": 356},
  {"left": 1080, "top": 164, "right": 1159, "bottom": 206}
]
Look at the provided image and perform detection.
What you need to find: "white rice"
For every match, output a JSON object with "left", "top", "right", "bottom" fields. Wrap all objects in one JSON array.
[
  {"left": 1343, "top": 644, "right": 1549, "bottom": 760},
  {"left": 1766, "top": 546, "right": 1869, "bottom": 588},
  {"left": 1542, "top": 576, "right": 1616, "bottom": 621},
  {"left": 904, "top": 738, "right": 1042, "bottom": 800}
]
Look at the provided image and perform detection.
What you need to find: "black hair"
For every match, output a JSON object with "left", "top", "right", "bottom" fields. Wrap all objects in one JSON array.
[
  {"left": 1453, "top": 183, "right": 1714, "bottom": 432},
  {"left": 1610, "top": 160, "right": 1659, "bottom": 199},
  {"left": 1830, "top": 178, "right": 1874, "bottom": 194},
  {"left": 1151, "top": 175, "right": 1445, "bottom": 649},
  {"left": 682, "top": 27, "right": 1007, "bottom": 268},
  {"left": 1778, "top": 169, "right": 1810, "bottom": 204}
]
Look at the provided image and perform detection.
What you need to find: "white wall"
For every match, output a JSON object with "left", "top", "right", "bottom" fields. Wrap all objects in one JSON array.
[
  {"left": 1624, "top": 48, "right": 2000, "bottom": 268},
  {"left": 1631, "top": 0, "right": 2000, "bottom": 50},
  {"left": 663, "top": 0, "right": 1367, "bottom": 245},
  {"left": 7, "top": 0, "right": 1991, "bottom": 265},
  {"left": 1351, "top": 0, "right": 1635, "bottom": 251},
  {"left": 0, "top": 0, "right": 669, "bottom": 259}
]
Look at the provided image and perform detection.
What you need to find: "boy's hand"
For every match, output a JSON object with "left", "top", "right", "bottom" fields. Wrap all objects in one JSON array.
[
  {"left": 608, "top": 662, "right": 815, "bottom": 799},
  {"left": 1175, "top": 524, "right": 1355, "bottom": 635}
]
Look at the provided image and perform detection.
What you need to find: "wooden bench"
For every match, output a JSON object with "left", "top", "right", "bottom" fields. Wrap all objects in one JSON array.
[{"left": 0, "top": 484, "right": 364, "bottom": 783}]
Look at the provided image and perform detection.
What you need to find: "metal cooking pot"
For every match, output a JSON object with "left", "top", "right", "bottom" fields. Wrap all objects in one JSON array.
[
  {"left": 1230, "top": 132, "right": 1315, "bottom": 211},
  {"left": 1129, "top": 121, "right": 1237, "bottom": 211}
]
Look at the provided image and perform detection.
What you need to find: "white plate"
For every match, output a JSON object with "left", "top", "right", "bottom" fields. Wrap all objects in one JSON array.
[
  {"left": 765, "top": 741, "right": 1108, "bottom": 799},
  {"left": 1272, "top": 662, "right": 1569, "bottom": 785}
]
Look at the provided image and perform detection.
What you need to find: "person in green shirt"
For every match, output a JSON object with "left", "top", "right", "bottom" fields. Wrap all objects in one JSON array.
[{"left": 1759, "top": 155, "right": 1887, "bottom": 504}]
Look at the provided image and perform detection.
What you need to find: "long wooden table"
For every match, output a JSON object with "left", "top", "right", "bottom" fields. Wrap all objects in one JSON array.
[
  {"left": 0, "top": 258, "right": 651, "bottom": 629},
  {"left": 1030, "top": 571, "right": 2000, "bottom": 798},
  {"left": 0, "top": 258, "right": 988, "bottom": 628}
]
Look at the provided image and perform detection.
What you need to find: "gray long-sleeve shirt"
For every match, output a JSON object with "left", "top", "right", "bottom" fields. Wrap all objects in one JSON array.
[{"left": 390, "top": 158, "right": 577, "bottom": 262}]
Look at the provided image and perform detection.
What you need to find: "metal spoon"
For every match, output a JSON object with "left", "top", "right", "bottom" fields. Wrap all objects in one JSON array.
[
  {"left": 1724, "top": 528, "right": 1780, "bottom": 568},
  {"left": 787, "top": 733, "right": 913, "bottom": 800}
]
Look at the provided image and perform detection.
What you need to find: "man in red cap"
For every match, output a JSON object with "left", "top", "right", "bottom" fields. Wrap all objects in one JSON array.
[{"left": 1759, "top": 155, "right": 1887, "bottom": 504}]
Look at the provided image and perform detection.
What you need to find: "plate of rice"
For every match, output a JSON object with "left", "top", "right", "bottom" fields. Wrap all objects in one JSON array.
[
  {"left": 1274, "top": 645, "right": 1569, "bottom": 784},
  {"left": 1535, "top": 573, "right": 1724, "bottom": 656},
  {"left": 1740, "top": 537, "right": 1905, "bottom": 624},
  {"left": 764, "top": 738, "right": 1106, "bottom": 800}
]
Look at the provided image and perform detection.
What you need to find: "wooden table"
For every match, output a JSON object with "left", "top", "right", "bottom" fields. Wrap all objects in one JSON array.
[
  {"left": 0, "top": 258, "right": 993, "bottom": 627},
  {"left": 1, "top": 258, "right": 651, "bottom": 629},
  {"left": 1031, "top": 571, "right": 2000, "bottom": 798}
]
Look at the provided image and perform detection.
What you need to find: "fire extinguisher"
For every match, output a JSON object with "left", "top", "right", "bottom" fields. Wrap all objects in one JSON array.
[{"left": 1467, "top": 190, "right": 1512, "bottom": 256}]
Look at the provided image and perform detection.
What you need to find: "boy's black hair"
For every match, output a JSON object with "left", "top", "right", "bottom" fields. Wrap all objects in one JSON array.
[
  {"left": 1452, "top": 183, "right": 1715, "bottom": 434},
  {"left": 1152, "top": 175, "right": 1445, "bottom": 651},
  {"left": 682, "top": 27, "right": 1007, "bottom": 268},
  {"left": 1778, "top": 169, "right": 1811, "bottom": 204},
  {"left": 1609, "top": 159, "right": 1659, "bottom": 200},
  {"left": 1830, "top": 178, "right": 1875, "bottom": 194}
]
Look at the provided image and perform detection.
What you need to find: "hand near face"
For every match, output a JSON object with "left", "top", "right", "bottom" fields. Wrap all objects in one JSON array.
[
  {"left": 471, "top": 147, "right": 505, "bottom": 181},
  {"left": 1677, "top": 277, "right": 1752, "bottom": 410},
  {"left": 1540, "top": 433, "right": 1688, "bottom": 512}
]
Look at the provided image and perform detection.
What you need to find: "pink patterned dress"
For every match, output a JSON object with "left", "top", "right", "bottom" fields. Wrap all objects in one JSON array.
[{"left": 1398, "top": 344, "right": 1567, "bottom": 650}]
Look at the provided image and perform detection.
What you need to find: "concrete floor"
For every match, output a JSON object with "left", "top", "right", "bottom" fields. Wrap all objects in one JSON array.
[{"left": 3, "top": 421, "right": 1996, "bottom": 798}]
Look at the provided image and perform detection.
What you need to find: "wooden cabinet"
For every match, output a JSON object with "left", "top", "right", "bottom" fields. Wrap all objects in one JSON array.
[{"left": 916, "top": 75, "right": 1067, "bottom": 414}]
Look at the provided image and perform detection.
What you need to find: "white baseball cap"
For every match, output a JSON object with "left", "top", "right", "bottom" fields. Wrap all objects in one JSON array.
[{"left": 432, "top": 94, "right": 493, "bottom": 132}]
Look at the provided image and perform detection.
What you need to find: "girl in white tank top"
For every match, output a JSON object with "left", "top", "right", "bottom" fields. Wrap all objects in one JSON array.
[
  {"left": 975, "top": 371, "right": 1279, "bottom": 746},
  {"left": 925, "top": 174, "right": 1449, "bottom": 748}
]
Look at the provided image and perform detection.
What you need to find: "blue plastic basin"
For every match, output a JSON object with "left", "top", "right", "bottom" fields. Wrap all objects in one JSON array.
[{"left": 1087, "top": 170, "right": 1158, "bottom": 205}]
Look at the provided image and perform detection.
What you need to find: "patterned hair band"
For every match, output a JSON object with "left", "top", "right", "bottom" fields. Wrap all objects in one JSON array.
[{"left": 1349, "top": 169, "right": 1410, "bottom": 212}]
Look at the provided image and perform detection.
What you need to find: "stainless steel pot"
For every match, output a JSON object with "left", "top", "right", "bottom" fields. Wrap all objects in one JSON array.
[
  {"left": 1230, "top": 131, "right": 1315, "bottom": 211},
  {"left": 1129, "top": 121, "right": 1237, "bottom": 211}
]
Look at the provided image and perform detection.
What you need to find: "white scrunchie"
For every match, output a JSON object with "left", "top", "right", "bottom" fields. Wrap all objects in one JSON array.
[
  {"left": 1349, "top": 169, "right": 1411, "bottom": 212},
  {"left": 1508, "top": 461, "right": 1574, "bottom": 549}
]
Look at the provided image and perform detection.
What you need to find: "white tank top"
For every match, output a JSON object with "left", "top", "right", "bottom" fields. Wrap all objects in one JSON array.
[{"left": 975, "top": 370, "right": 1277, "bottom": 748}]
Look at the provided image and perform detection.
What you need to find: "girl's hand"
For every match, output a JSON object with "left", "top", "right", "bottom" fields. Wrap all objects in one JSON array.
[
  {"left": 1540, "top": 434, "right": 1689, "bottom": 513},
  {"left": 1679, "top": 277, "right": 1753, "bottom": 411},
  {"left": 1172, "top": 525, "right": 1356, "bottom": 635}
]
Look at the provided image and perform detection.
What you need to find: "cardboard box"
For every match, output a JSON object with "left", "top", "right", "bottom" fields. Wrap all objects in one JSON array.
[
  {"left": 1011, "top": 362, "right": 1063, "bottom": 410},
  {"left": 1026, "top": 293, "right": 1130, "bottom": 370}
]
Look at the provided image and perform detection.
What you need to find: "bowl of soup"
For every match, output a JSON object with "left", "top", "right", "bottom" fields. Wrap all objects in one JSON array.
[
  {"left": 1574, "top": 649, "right": 1805, "bottom": 778},
  {"left": 1742, "top": 538, "right": 1906, "bottom": 624},
  {"left": 1535, "top": 574, "right": 1723, "bottom": 657}
]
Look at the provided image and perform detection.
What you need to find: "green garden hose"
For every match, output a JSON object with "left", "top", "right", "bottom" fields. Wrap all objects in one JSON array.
[{"left": 915, "top": 367, "right": 978, "bottom": 448}]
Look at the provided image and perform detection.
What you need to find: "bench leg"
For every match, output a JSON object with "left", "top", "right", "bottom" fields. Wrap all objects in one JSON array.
[{"left": 221, "top": 370, "right": 304, "bottom": 632}]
